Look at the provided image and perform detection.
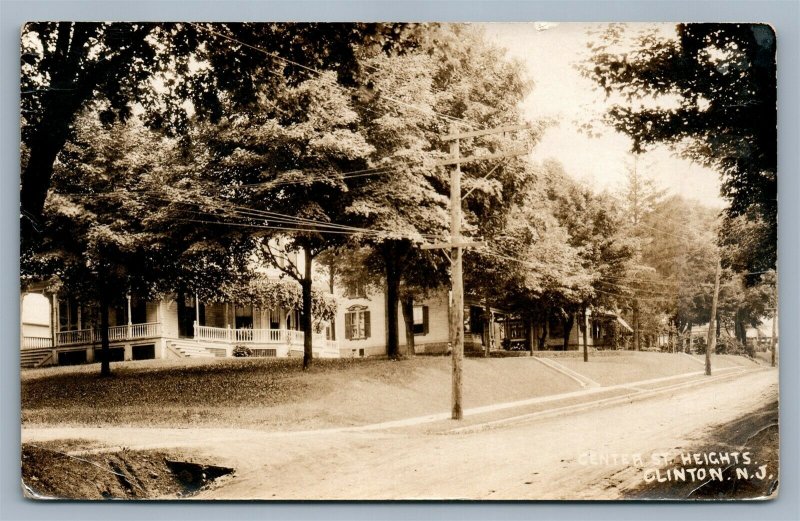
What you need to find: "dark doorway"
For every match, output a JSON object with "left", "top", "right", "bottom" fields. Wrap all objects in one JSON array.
[{"left": 178, "top": 294, "right": 205, "bottom": 338}]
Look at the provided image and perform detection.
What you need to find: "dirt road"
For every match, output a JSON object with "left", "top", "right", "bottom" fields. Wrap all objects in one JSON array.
[{"left": 22, "top": 367, "right": 777, "bottom": 500}]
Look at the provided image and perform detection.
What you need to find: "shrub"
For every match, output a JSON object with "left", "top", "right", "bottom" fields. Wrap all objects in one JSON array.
[{"left": 232, "top": 345, "right": 252, "bottom": 358}]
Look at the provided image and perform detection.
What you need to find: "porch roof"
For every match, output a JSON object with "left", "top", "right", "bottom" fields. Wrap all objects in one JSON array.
[{"left": 616, "top": 316, "right": 634, "bottom": 333}]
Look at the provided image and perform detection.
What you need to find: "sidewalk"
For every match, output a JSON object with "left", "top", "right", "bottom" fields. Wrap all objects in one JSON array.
[{"left": 383, "top": 365, "right": 755, "bottom": 434}]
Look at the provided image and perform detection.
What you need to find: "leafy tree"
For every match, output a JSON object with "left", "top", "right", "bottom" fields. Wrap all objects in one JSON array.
[
  {"left": 194, "top": 72, "right": 374, "bottom": 369},
  {"left": 621, "top": 157, "right": 665, "bottom": 228},
  {"left": 20, "top": 22, "right": 422, "bottom": 248},
  {"left": 21, "top": 22, "right": 156, "bottom": 245},
  {"left": 717, "top": 270, "right": 776, "bottom": 353},
  {"left": 345, "top": 51, "right": 450, "bottom": 359},
  {"left": 22, "top": 104, "right": 265, "bottom": 375},
  {"left": 584, "top": 23, "right": 777, "bottom": 277},
  {"left": 617, "top": 158, "right": 666, "bottom": 349},
  {"left": 345, "top": 24, "right": 538, "bottom": 359},
  {"left": 718, "top": 209, "right": 775, "bottom": 286},
  {"left": 21, "top": 112, "right": 197, "bottom": 375},
  {"left": 463, "top": 159, "right": 634, "bottom": 355},
  {"left": 543, "top": 160, "right": 635, "bottom": 350}
]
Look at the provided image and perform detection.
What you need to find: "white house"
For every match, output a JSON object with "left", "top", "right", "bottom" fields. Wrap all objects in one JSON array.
[{"left": 20, "top": 246, "right": 339, "bottom": 369}]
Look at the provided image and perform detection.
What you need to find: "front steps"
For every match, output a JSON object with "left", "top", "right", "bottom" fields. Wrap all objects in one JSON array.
[
  {"left": 167, "top": 339, "right": 221, "bottom": 359},
  {"left": 21, "top": 348, "right": 56, "bottom": 369}
]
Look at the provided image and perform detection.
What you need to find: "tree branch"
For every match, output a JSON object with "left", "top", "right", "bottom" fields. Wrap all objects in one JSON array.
[{"left": 261, "top": 241, "right": 301, "bottom": 282}]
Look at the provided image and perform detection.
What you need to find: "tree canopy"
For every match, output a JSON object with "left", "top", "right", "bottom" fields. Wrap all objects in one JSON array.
[{"left": 584, "top": 23, "right": 777, "bottom": 277}]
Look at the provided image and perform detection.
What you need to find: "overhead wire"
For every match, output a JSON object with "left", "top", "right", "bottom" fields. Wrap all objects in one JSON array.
[
  {"left": 142, "top": 192, "right": 447, "bottom": 241},
  {"left": 187, "top": 22, "right": 482, "bottom": 131}
]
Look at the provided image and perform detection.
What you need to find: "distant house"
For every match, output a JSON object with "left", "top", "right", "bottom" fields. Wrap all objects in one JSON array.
[
  {"left": 521, "top": 308, "right": 633, "bottom": 351},
  {"left": 334, "top": 281, "right": 633, "bottom": 356},
  {"left": 746, "top": 325, "right": 774, "bottom": 349}
]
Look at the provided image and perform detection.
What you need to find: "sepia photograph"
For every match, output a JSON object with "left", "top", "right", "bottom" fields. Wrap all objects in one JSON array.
[{"left": 19, "top": 21, "right": 779, "bottom": 501}]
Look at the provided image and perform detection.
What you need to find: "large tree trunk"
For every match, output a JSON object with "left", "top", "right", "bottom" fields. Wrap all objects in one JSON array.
[
  {"left": 99, "top": 296, "right": 111, "bottom": 377},
  {"left": 21, "top": 23, "right": 94, "bottom": 247},
  {"left": 301, "top": 249, "right": 314, "bottom": 370},
  {"left": 706, "top": 260, "right": 722, "bottom": 375},
  {"left": 401, "top": 295, "right": 415, "bottom": 357},
  {"left": 734, "top": 309, "right": 748, "bottom": 346},
  {"left": 562, "top": 313, "right": 575, "bottom": 351},
  {"left": 632, "top": 300, "right": 641, "bottom": 351},
  {"left": 686, "top": 322, "right": 693, "bottom": 353},
  {"left": 484, "top": 299, "right": 493, "bottom": 357},
  {"left": 522, "top": 315, "right": 532, "bottom": 353},
  {"left": 538, "top": 315, "right": 548, "bottom": 350},
  {"left": 328, "top": 255, "right": 336, "bottom": 341},
  {"left": 385, "top": 251, "right": 401, "bottom": 359},
  {"left": 582, "top": 307, "right": 589, "bottom": 362}
]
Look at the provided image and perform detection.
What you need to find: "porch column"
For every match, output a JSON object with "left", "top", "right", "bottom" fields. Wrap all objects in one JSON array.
[
  {"left": 51, "top": 293, "right": 58, "bottom": 347},
  {"left": 194, "top": 293, "right": 200, "bottom": 326},
  {"left": 157, "top": 300, "right": 164, "bottom": 337},
  {"left": 228, "top": 301, "right": 234, "bottom": 341},
  {"left": 488, "top": 310, "right": 495, "bottom": 351},
  {"left": 126, "top": 293, "right": 132, "bottom": 338}
]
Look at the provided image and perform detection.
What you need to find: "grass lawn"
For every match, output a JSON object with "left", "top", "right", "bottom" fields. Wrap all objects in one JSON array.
[
  {"left": 22, "top": 356, "right": 580, "bottom": 430},
  {"left": 552, "top": 352, "right": 759, "bottom": 387},
  {"left": 753, "top": 349, "right": 776, "bottom": 366},
  {"left": 685, "top": 352, "right": 764, "bottom": 369}
]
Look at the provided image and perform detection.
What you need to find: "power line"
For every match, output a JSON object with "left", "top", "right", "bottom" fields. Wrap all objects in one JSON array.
[
  {"left": 144, "top": 191, "right": 447, "bottom": 240},
  {"left": 175, "top": 216, "right": 442, "bottom": 244},
  {"left": 54, "top": 186, "right": 446, "bottom": 240},
  {"left": 188, "top": 22, "right": 481, "bottom": 131},
  {"left": 592, "top": 286, "right": 679, "bottom": 303}
]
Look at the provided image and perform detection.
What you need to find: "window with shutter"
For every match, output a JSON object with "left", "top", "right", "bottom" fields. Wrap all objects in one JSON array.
[
  {"left": 345, "top": 306, "right": 370, "bottom": 340},
  {"left": 344, "top": 313, "right": 352, "bottom": 340},
  {"left": 413, "top": 305, "right": 428, "bottom": 336}
]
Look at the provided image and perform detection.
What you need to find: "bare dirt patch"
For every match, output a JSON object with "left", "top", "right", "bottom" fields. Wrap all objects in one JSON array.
[
  {"left": 624, "top": 399, "right": 779, "bottom": 500},
  {"left": 22, "top": 439, "right": 233, "bottom": 500}
]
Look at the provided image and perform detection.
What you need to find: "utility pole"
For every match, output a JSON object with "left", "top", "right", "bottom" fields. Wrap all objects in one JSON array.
[
  {"left": 687, "top": 323, "right": 692, "bottom": 353},
  {"left": 705, "top": 260, "right": 722, "bottom": 376},
  {"left": 423, "top": 123, "right": 529, "bottom": 420},
  {"left": 770, "top": 308, "right": 777, "bottom": 368}
]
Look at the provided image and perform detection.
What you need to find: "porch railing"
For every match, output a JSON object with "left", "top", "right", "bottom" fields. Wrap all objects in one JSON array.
[
  {"left": 193, "top": 325, "right": 319, "bottom": 347},
  {"left": 131, "top": 322, "right": 160, "bottom": 338},
  {"left": 22, "top": 336, "right": 53, "bottom": 349},
  {"left": 54, "top": 322, "right": 161, "bottom": 346},
  {"left": 55, "top": 329, "right": 94, "bottom": 346}
]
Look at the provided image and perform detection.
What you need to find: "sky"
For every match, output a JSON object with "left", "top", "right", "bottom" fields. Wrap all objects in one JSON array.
[{"left": 482, "top": 22, "right": 726, "bottom": 208}]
